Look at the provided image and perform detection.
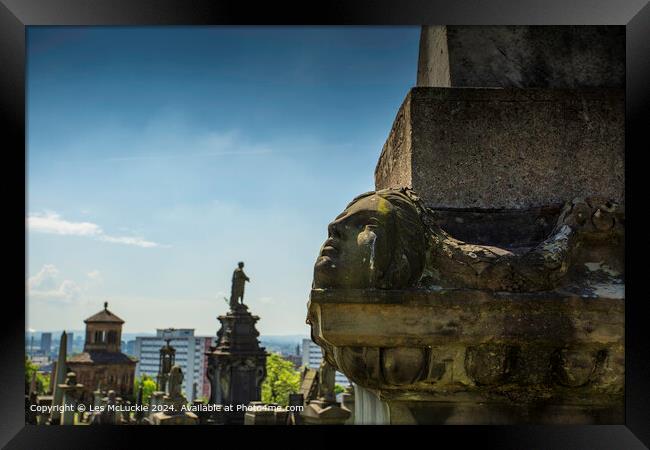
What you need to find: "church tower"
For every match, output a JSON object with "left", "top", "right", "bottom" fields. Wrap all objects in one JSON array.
[{"left": 67, "top": 302, "right": 137, "bottom": 404}]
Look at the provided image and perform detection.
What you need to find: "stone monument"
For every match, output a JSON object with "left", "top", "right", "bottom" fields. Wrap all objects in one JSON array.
[
  {"left": 301, "top": 360, "right": 350, "bottom": 425},
  {"left": 90, "top": 390, "right": 117, "bottom": 425},
  {"left": 49, "top": 331, "right": 68, "bottom": 425},
  {"left": 150, "top": 365, "right": 199, "bottom": 425},
  {"left": 307, "top": 26, "right": 624, "bottom": 425},
  {"left": 156, "top": 331, "right": 176, "bottom": 392},
  {"left": 206, "top": 262, "right": 267, "bottom": 424},
  {"left": 58, "top": 372, "right": 84, "bottom": 425}
]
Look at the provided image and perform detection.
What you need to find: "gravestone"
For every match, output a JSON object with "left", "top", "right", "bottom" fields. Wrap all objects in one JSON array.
[{"left": 58, "top": 372, "right": 84, "bottom": 425}]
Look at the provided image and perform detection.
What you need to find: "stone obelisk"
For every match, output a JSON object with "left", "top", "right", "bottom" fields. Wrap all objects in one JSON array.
[{"left": 50, "top": 331, "right": 68, "bottom": 424}]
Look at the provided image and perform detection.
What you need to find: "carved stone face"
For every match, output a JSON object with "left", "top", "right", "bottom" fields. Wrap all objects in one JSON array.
[{"left": 313, "top": 190, "right": 425, "bottom": 289}]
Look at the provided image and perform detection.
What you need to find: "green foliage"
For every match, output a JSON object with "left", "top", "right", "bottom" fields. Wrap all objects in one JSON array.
[
  {"left": 25, "top": 356, "right": 50, "bottom": 395},
  {"left": 261, "top": 353, "right": 301, "bottom": 406},
  {"left": 134, "top": 374, "right": 157, "bottom": 405},
  {"left": 334, "top": 384, "right": 346, "bottom": 395}
]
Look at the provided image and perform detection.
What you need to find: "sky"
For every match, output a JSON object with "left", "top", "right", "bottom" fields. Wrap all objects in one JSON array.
[{"left": 26, "top": 26, "right": 420, "bottom": 336}]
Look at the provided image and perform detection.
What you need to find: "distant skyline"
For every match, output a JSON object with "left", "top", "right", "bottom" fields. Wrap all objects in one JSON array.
[{"left": 26, "top": 26, "right": 420, "bottom": 335}]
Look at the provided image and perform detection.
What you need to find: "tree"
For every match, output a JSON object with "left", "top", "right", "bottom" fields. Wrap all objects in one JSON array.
[
  {"left": 25, "top": 356, "right": 50, "bottom": 395},
  {"left": 334, "top": 384, "right": 346, "bottom": 395},
  {"left": 261, "top": 353, "right": 301, "bottom": 406},
  {"left": 134, "top": 374, "right": 157, "bottom": 405}
]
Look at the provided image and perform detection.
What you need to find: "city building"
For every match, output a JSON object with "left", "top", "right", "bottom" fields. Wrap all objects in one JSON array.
[
  {"left": 29, "top": 354, "right": 50, "bottom": 368},
  {"left": 66, "top": 302, "right": 138, "bottom": 404},
  {"left": 302, "top": 339, "right": 350, "bottom": 387},
  {"left": 40, "top": 332, "right": 51, "bottom": 354},
  {"left": 134, "top": 329, "right": 213, "bottom": 400},
  {"left": 125, "top": 340, "right": 136, "bottom": 357},
  {"left": 66, "top": 332, "right": 73, "bottom": 354},
  {"left": 281, "top": 353, "right": 302, "bottom": 369}
]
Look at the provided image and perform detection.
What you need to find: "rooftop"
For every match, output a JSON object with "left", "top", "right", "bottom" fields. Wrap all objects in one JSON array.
[
  {"left": 84, "top": 302, "right": 124, "bottom": 324},
  {"left": 67, "top": 351, "right": 137, "bottom": 365}
]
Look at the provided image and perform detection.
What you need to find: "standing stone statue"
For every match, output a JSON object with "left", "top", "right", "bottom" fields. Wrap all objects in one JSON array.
[
  {"left": 317, "top": 360, "right": 337, "bottom": 403},
  {"left": 150, "top": 364, "right": 198, "bottom": 425},
  {"left": 230, "top": 261, "right": 250, "bottom": 309},
  {"left": 167, "top": 365, "right": 184, "bottom": 399}
]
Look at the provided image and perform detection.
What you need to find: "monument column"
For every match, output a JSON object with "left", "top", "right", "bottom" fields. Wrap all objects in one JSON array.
[
  {"left": 206, "top": 262, "right": 267, "bottom": 424},
  {"left": 156, "top": 333, "right": 176, "bottom": 392}
]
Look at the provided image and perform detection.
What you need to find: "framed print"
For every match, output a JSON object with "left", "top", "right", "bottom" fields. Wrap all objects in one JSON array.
[{"left": 2, "top": 0, "right": 648, "bottom": 447}]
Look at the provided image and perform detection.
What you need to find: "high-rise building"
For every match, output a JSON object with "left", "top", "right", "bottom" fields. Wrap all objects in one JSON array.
[
  {"left": 66, "top": 332, "right": 73, "bottom": 354},
  {"left": 302, "top": 339, "right": 350, "bottom": 387},
  {"left": 134, "top": 329, "right": 213, "bottom": 400},
  {"left": 125, "top": 340, "right": 136, "bottom": 356},
  {"left": 40, "top": 332, "right": 52, "bottom": 354}
]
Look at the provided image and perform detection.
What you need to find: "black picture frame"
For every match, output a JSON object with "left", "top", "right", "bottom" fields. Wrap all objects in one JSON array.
[{"left": 2, "top": 0, "right": 648, "bottom": 447}]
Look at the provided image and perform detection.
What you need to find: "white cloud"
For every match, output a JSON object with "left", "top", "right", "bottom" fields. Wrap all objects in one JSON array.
[
  {"left": 28, "top": 211, "right": 100, "bottom": 236},
  {"left": 27, "top": 211, "right": 163, "bottom": 248},
  {"left": 28, "top": 264, "right": 82, "bottom": 303},
  {"left": 27, "top": 264, "right": 59, "bottom": 291},
  {"left": 99, "top": 235, "right": 160, "bottom": 248},
  {"left": 87, "top": 270, "right": 102, "bottom": 281}
]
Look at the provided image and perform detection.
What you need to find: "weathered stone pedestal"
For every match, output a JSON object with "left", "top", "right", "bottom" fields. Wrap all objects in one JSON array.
[
  {"left": 309, "top": 284, "right": 623, "bottom": 424},
  {"left": 206, "top": 303, "right": 267, "bottom": 425},
  {"left": 375, "top": 87, "right": 624, "bottom": 210}
]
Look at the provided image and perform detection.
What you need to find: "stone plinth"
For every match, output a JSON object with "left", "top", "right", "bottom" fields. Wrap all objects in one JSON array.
[
  {"left": 375, "top": 87, "right": 624, "bottom": 209},
  {"left": 206, "top": 304, "right": 267, "bottom": 425},
  {"left": 417, "top": 26, "right": 624, "bottom": 89},
  {"left": 308, "top": 285, "right": 623, "bottom": 425}
]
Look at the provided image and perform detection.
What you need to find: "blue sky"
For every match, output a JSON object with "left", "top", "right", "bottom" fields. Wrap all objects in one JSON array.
[{"left": 26, "top": 26, "right": 420, "bottom": 335}]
